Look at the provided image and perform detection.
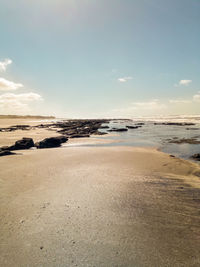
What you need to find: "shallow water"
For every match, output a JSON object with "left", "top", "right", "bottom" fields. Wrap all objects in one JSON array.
[{"left": 70, "top": 118, "right": 200, "bottom": 162}]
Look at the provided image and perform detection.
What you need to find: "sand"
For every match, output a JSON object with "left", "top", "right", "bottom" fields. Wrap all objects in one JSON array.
[{"left": 0, "top": 119, "right": 200, "bottom": 266}]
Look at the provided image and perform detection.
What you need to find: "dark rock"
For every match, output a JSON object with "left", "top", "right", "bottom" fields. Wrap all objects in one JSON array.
[
  {"left": 0, "top": 125, "right": 31, "bottom": 132},
  {"left": 14, "top": 138, "right": 35, "bottom": 150},
  {"left": 135, "top": 123, "right": 145, "bottom": 125},
  {"left": 108, "top": 128, "right": 128, "bottom": 132},
  {"left": 0, "top": 146, "right": 10, "bottom": 151},
  {"left": 54, "top": 136, "right": 68, "bottom": 143},
  {"left": 126, "top": 125, "right": 140, "bottom": 129},
  {"left": 191, "top": 153, "right": 200, "bottom": 161},
  {"left": 70, "top": 134, "right": 90, "bottom": 138},
  {"left": 93, "top": 131, "right": 107, "bottom": 135},
  {"left": 168, "top": 138, "right": 200, "bottom": 144},
  {"left": 11, "top": 125, "right": 30, "bottom": 130},
  {"left": 35, "top": 136, "right": 68, "bottom": 149},
  {"left": 99, "top": 125, "right": 109, "bottom": 129},
  {"left": 154, "top": 122, "right": 195, "bottom": 126},
  {"left": 0, "top": 150, "right": 16, "bottom": 157}
]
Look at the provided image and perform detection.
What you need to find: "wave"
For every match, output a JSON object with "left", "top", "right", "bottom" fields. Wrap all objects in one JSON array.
[{"left": 131, "top": 115, "right": 200, "bottom": 124}]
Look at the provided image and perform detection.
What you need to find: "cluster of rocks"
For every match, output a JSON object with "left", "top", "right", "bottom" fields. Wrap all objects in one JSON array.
[
  {"left": 0, "top": 136, "right": 69, "bottom": 157},
  {"left": 0, "top": 125, "right": 31, "bottom": 132},
  {"left": 108, "top": 128, "right": 128, "bottom": 132},
  {"left": 35, "top": 119, "right": 110, "bottom": 138},
  {"left": 35, "top": 136, "right": 68, "bottom": 149},
  {"left": 191, "top": 153, "right": 200, "bottom": 161},
  {"left": 168, "top": 137, "right": 200, "bottom": 145},
  {"left": 0, "top": 119, "right": 111, "bottom": 157},
  {"left": 108, "top": 123, "right": 144, "bottom": 132},
  {"left": 126, "top": 125, "right": 142, "bottom": 129}
]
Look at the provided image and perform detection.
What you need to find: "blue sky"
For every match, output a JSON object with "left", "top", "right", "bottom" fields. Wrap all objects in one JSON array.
[{"left": 0, "top": 0, "right": 200, "bottom": 117}]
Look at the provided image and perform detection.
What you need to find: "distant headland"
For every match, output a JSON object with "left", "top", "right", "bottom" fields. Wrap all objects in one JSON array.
[{"left": 0, "top": 115, "right": 56, "bottom": 119}]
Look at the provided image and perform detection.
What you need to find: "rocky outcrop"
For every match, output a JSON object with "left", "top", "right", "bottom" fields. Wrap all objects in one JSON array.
[
  {"left": 108, "top": 128, "right": 128, "bottom": 132},
  {"left": 0, "top": 125, "right": 31, "bottom": 132},
  {"left": 126, "top": 125, "right": 140, "bottom": 129},
  {"left": 154, "top": 122, "right": 195, "bottom": 126},
  {"left": 135, "top": 123, "right": 145, "bottom": 126},
  {"left": 70, "top": 134, "right": 90, "bottom": 138},
  {"left": 35, "top": 136, "right": 68, "bottom": 149},
  {"left": 13, "top": 137, "right": 34, "bottom": 150},
  {"left": 0, "top": 138, "right": 34, "bottom": 152},
  {"left": 54, "top": 120, "right": 110, "bottom": 137},
  {"left": 191, "top": 153, "right": 200, "bottom": 161},
  {"left": 0, "top": 150, "right": 16, "bottom": 157},
  {"left": 168, "top": 138, "right": 200, "bottom": 144}
]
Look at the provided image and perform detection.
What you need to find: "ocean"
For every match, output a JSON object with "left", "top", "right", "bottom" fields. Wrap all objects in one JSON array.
[{"left": 82, "top": 115, "right": 200, "bottom": 162}]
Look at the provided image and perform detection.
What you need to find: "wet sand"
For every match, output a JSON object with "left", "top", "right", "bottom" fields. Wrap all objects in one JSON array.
[{"left": 1, "top": 145, "right": 200, "bottom": 266}]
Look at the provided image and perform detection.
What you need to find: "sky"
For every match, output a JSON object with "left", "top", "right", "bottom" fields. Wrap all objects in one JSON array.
[{"left": 0, "top": 0, "right": 200, "bottom": 118}]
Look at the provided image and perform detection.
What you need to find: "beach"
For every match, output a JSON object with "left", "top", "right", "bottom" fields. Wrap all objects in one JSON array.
[{"left": 1, "top": 118, "right": 200, "bottom": 266}]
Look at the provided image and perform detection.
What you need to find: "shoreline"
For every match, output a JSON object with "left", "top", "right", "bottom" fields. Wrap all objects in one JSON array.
[{"left": 1, "top": 117, "right": 200, "bottom": 265}]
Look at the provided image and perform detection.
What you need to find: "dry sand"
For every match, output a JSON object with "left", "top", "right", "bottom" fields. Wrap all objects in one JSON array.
[
  {"left": 0, "top": 145, "right": 200, "bottom": 267},
  {"left": 0, "top": 118, "right": 200, "bottom": 266}
]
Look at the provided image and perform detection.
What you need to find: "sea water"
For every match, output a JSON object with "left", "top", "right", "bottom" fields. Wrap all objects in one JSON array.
[{"left": 90, "top": 115, "right": 200, "bottom": 161}]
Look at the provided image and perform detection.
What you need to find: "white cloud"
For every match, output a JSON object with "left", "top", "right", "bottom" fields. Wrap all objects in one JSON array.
[
  {"left": 118, "top": 77, "right": 133, "bottom": 83},
  {"left": 193, "top": 92, "right": 200, "bottom": 103},
  {"left": 131, "top": 100, "right": 166, "bottom": 110},
  {"left": 0, "top": 77, "right": 23, "bottom": 91},
  {"left": 0, "top": 92, "right": 42, "bottom": 102},
  {"left": 0, "top": 59, "right": 12, "bottom": 72},
  {"left": 112, "top": 99, "right": 166, "bottom": 117},
  {"left": 179, "top": 80, "right": 192, "bottom": 86},
  {"left": 0, "top": 92, "right": 43, "bottom": 114},
  {"left": 169, "top": 99, "right": 192, "bottom": 104}
]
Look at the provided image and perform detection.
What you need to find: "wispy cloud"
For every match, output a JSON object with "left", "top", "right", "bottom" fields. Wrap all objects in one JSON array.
[
  {"left": 0, "top": 77, "right": 23, "bottom": 91},
  {"left": 179, "top": 80, "right": 192, "bottom": 86},
  {"left": 193, "top": 92, "right": 200, "bottom": 103},
  {"left": 118, "top": 77, "right": 133, "bottom": 83},
  {"left": 0, "top": 92, "right": 42, "bottom": 102},
  {"left": 169, "top": 99, "right": 192, "bottom": 104},
  {"left": 0, "top": 93, "right": 43, "bottom": 114},
  {"left": 112, "top": 99, "right": 166, "bottom": 117},
  {"left": 130, "top": 100, "right": 166, "bottom": 110},
  {"left": 0, "top": 59, "right": 12, "bottom": 72},
  {"left": 0, "top": 58, "right": 44, "bottom": 114}
]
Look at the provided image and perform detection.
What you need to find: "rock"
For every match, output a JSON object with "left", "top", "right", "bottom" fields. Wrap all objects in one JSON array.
[
  {"left": 54, "top": 136, "right": 68, "bottom": 143},
  {"left": 135, "top": 123, "right": 145, "bottom": 125},
  {"left": 108, "top": 128, "right": 128, "bottom": 132},
  {"left": 126, "top": 125, "right": 140, "bottom": 129},
  {"left": 99, "top": 125, "right": 109, "bottom": 129},
  {"left": 154, "top": 122, "right": 195, "bottom": 126},
  {"left": 168, "top": 138, "right": 200, "bottom": 144},
  {"left": 0, "top": 125, "right": 31, "bottom": 132},
  {"left": 70, "top": 134, "right": 90, "bottom": 138},
  {"left": 14, "top": 137, "right": 34, "bottom": 150},
  {"left": 93, "top": 131, "right": 107, "bottom": 135},
  {"left": 0, "top": 150, "right": 16, "bottom": 157},
  {"left": 35, "top": 136, "right": 68, "bottom": 149},
  {"left": 0, "top": 146, "right": 10, "bottom": 151},
  {"left": 191, "top": 153, "right": 200, "bottom": 161},
  {"left": 10, "top": 125, "right": 30, "bottom": 130},
  {"left": 0, "top": 138, "right": 34, "bottom": 152}
]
